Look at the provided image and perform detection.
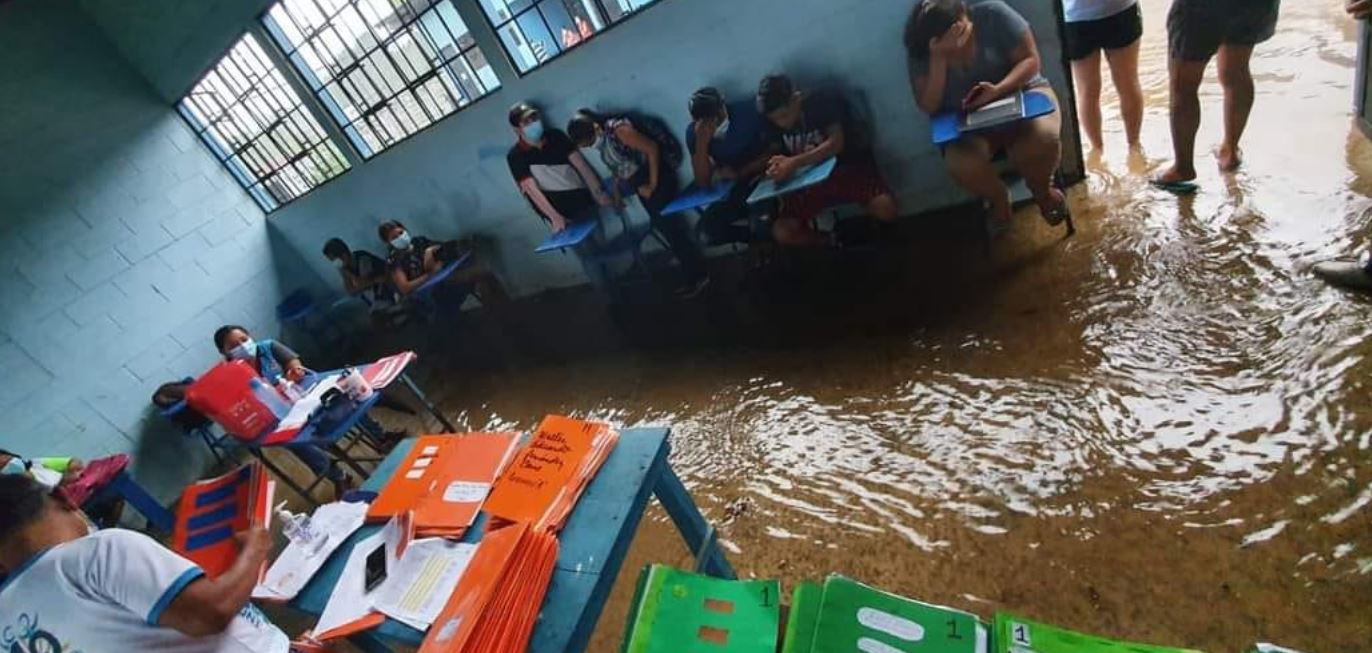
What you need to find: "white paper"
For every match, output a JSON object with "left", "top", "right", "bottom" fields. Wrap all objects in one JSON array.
[
  {"left": 254, "top": 500, "right": 369, "bottom": 601},
  {"left": 372, "top": 538, "right": 477, "bottom": 630},
  {"left": 277, "top": 376, "right": 343, "bottom": 431},
  {"left": 314, "top": 530, "right": 385, "bottom": 636},
  {"left": 442, "top": 481, "right": 489, "bottom": 504}
]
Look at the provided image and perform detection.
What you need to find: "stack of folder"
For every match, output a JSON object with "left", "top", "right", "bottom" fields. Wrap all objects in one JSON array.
[
  {"left": 368, "top": 433, "right": 520, "bottom": 539},
  {"left": 991, "top": 613, "right": 1203, "bottom": 653},
  {"left": 621, "top": 565, "right": 781, "bottom": 653},
  {"left": 172, "top": 462, "right": 274, "bottom": 579},
  {"left": 418, "top": 522, "right": 560, "bottom": 653},
  {"left": 787, "top": 575, "right": 988, "bottom": 653},
  {"left": 483, "top": 414, "right": 619, "bottom": 533}
]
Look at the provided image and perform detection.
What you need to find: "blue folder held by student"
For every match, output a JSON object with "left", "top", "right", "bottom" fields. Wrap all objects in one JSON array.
[{"left": 930, "top": 90, "right": 1056, "bottom": 146}]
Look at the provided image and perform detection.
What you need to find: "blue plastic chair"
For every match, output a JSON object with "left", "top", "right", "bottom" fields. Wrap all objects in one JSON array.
[{"left": 157, "top": 382, "right": 236, "bottom": 465}]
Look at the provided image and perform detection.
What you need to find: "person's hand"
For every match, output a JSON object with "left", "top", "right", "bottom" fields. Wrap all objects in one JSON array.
[
  {"left": 234, "top": 527, "right": 272, "bottom": 554},
  {"left": 550, "top": 215, "right": 568, "bottom": 233},
  {"left": 1350, "top": 0, "right": 1372, "bottom": 19},
  {"left": 695, "top": 117, "right": 719, "bottom": 144},
  {"left": 766, "top": 155, "right": 799, "bottom": 181},
  {"left": 593, "top": 190, "right": 612, "bottom": 207},
  {"left": 929, "top": 21, "right": 970, "bottom": 58},
  {"left": 286, "top": 367, "right": 307, "bottom": 383},
  {"left": 637, "top": 183, "right": 657, "bottom": 199},
  {"left": 962, "top": 81, "right": 1001, "bottom": 111},
  {"left": 68, "top": 459, "right": 85, "bottom": 475}
]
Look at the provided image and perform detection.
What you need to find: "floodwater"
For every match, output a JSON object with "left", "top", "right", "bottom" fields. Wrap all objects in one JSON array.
[{"left": 371, "top": 1, "right": 1372, "bottom": 651}]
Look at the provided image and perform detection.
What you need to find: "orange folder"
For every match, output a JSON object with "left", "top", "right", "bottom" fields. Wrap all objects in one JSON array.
[
  {"left": 419, "top": 522, "right": 529, "bottom": 653},
  {"left": 368, "top": 433, "right": 519, "bottom": 539},
  {"left": 483, "top": 415, "right": 619, "bottom": 532},
  {"left": 172, "top": 462, "right": 274, "bottom": 579}
]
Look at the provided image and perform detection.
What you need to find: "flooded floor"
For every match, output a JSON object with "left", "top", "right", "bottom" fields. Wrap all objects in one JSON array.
[{"left": 350, "top": 2, "right": 1372, "bottom": 651}]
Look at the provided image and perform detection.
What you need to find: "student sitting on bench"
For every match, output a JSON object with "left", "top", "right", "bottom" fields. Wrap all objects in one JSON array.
[
  {"left": 0, "top": 474, "right": 291, "bottom": 653},
  {"left": 568, "top": 109, "right": 711, "bottom": 298},
  {"left": 323, "top": 237, "right": 395, "bottom": 306},
  {"left": 685, "top": 87, "right": 776, "bottom": 246},
  {"left": 906, "top": 0, "right": 1068, "bottom": 228},
  {"left": 378, "top": 220, "right": 508, "bottom": 306},
  {"left": 756, "top": 74, "right": 899, "bottom": 247}
]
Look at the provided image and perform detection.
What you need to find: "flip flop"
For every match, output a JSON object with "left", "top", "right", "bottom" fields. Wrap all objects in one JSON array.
[{"left": 1150, "top": 178, "right": 1200, "bottom": 195}]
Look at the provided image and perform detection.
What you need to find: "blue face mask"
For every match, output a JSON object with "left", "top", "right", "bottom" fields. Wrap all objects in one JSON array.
[
  {"left": 229, "top": 338, "right": 258, "bottom": 362},
  {"left": 523, "top": 119, "right": 545, "bottom": 142},
  {"left": 390, "top": 231, "right": 413, "bottom": 251},
  {"left": 2, "top": 457, "right": 26, "bottom": 476}
]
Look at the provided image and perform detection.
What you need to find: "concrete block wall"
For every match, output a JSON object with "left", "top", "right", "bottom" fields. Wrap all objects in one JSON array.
[
  {"left": 0, "top": 0, "right": 325, "bottom": 500},
  {"left": 82, "top": 0, "right": 1081, "bottom": 299}
]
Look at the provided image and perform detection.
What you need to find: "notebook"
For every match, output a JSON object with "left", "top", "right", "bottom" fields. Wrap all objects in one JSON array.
[
  {"left": 808, "top": 575, "right": 987, "bottom": 653},
  {"left": 621, "top": 564, "right": 780, "bottom": 653},
  {"left": 992, "top": 613, "right": 1205, "bottom": 653},
  {"left": 171, "top": 463, "right": 274, "bottom": 579}
]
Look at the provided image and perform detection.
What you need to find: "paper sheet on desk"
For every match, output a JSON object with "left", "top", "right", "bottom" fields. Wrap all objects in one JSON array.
[
  {"left": 373, "top": 537, "right": 477, "bottom": 631},
  {"left": 253, "top": 501, "right": 368, "bottom": 601},
  {"left": 314, "top": 529, "right": 386, "bottom": 638},
  {"left": 277, "top": 377, "right": 342, "bottom": 431}
]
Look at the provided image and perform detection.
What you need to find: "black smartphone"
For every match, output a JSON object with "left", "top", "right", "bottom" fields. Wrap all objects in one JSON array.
[{"left": 363, "top": 544, "right": 387, "bottom": 592}]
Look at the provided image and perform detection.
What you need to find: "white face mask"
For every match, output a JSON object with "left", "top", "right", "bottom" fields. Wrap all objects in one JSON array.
[
  {"left": 229, "top": 338, "right": 258, "bottom": 361},
  {"left": 333, "top": 258, "right": 348, "bottom": 269},
  {"left": 390, "top": 231, "right": 413, "bottom": 251},
  {"left": 714, "top": 116, "right": 732, "bottom": 140}
]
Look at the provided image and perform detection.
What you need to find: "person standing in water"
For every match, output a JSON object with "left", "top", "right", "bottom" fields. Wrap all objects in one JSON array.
[
  {"left": 1061, "top": 0, "right": 1145, "bottom": 152},
  {"left": 1153, "top": 0, "right": 1281, "bottom": 188}
]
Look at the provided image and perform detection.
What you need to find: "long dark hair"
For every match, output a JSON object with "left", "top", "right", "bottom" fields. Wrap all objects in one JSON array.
[
  {"left": 566, "top": 109, "right": 608, "bottom": 146},
  {"left": 904, "top": 0, "right": 968, "bottom": 60}
]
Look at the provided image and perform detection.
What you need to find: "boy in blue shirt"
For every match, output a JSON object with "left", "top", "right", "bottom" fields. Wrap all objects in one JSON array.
[{"left": 685, "top": 87, "right": 776, "bottom": 246}]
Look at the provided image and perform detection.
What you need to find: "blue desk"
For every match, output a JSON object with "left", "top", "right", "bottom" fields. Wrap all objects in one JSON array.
[
  {"left": 931, "top": 90, "right": 1056, "bottom": 146},
  {"left": 747, "top": 157, "right": 838, "bottom": 204},
  {"left": 662, "top": 181, "right": 735, "bottom": 217},
  {"left": 287, "top": 427, "right": 732, "bottom": 653},
  {"left": 410, "top": 253, "right": 472, "bottom": 299},
  {"left": 535, "top": 220, "right": 598, "bottom": 253}
]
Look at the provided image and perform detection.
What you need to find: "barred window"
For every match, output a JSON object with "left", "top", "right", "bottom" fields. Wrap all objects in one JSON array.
[
  {"left": 477, "top": 0, "right": 662, "bottom": 74},
  {"left": 177, "top": 32, "right": 351, "bottom": 211},
  {"left": 263, "top": 0, "right": 501, "bottom": 158}
]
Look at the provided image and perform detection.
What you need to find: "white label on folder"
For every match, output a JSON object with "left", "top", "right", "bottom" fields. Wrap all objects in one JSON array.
[
  {"left": 442, "top": 481, "right": 489, "bottom": 504},
  {"left": 857, "top": 608, "right": 924, "bottom": 641},
  {"left": 436, "top": 617, "right": 462, "bottom": 642},
  {"left": 421, "top": 446, "right": 440, "bottom": 455},
  {"left": 412, "top": 457, "right": 433, "bottom": 469},
  {"left": 404, "top": 470, "right": 424, "bottom": 480},
  {"left": 857, "top": 638, "right": 905, "bottom": 653}
]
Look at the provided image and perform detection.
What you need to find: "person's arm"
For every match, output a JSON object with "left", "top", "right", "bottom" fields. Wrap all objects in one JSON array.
[
  {"left": 769, "top": 125, "right": 843, "bottom": 180},
  {"left": 569, "top": 151, "right": 612, "bottom": 206},
  {"left": 689, "top": 121, "right": 717, "bottom": 188},
  {"left": 422, "top": 245, "right": 442, "bottom": 273},
  {"left": 270, "top": 342, "right": 307, "bottom": 383},
  {"left": 518, "top": 178, "right": 570, "bottom": 232},
  {"left": 912, "top": 20, "right": 968, "bottom": 114},
  {"left": 616, "top": 124, "right": 661, "bottom": 198},
  {"left": 737, "top": 142, "right": 780, "bottom": 180},
  {"left": 972, "top": 30, "right": 1042, "bottom": 109},
  {"left": 391, "top": 265, "right": 431, "bottom": 296},
  {"left": 159, "top": 529, "right": 271, "bottom": 637}
]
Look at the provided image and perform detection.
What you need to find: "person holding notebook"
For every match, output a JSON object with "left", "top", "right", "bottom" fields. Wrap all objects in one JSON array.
[
  {"left": 0, "top": 474, "right": 290, "bottom": 652},
  {"left": 905, "top": 0, "right": 1069, "bottom": 229}
]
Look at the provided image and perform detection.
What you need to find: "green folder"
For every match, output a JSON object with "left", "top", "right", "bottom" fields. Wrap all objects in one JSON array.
[
  {"left": 621, "top": 564, "right": 780, "bottom": 653},
  {"left": 810, "top": 575, "right": 988, "bottom": 653},
  {"left": 781, "top": 581, "right": 823, "bottom": 653},
  {"left": 992, "top": 613, "right": 1205, "bottom": 653}
]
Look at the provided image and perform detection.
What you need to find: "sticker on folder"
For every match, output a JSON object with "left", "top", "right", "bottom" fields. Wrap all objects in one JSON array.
[
  {"left": 483, "top": 415, "right": 618, "bottom": 530},
  {"left": 443, "top": 481, "right": 489, "bottom": 503}
]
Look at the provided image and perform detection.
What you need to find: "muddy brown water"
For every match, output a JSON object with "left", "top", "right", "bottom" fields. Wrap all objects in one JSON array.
[{"left": 332, "top": 2, "right": 1372, "bottom": 651}]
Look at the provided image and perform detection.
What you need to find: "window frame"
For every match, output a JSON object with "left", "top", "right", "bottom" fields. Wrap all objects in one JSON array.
[
  {"left": 477, "top": 0, "right": 668, "bottom": 77},
  {"left": 260, "top": 0, "right": 502, "bottom": 161},
  {"left": 175, "top": 31, "right": 353, "bottom": 213}
]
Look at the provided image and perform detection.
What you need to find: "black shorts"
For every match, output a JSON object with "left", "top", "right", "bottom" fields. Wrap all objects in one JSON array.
[
  {"left": 1167, "top": 0, "right": 1280, "bottom": 62},
  {"left": 1064, "top": 4, "right": 1143, "bottom": 61}
]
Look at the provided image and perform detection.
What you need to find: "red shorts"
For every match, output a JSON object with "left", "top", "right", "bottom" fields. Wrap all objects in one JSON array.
[{"left": 778, "top": 159, "right": 891, "bottom": 225}]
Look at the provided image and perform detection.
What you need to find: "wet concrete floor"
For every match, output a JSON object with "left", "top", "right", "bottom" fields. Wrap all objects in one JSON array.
[{"left": 312, "top": 1, "right": 1372, "bottom": 650}]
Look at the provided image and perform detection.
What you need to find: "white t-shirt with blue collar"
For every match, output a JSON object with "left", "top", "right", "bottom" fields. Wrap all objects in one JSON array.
[{"left": 0, "top": 529, "right": 289, "bottom": 653}]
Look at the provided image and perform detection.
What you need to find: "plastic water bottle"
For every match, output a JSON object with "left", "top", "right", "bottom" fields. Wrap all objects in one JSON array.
[
  {"left": 277, "top": 379, "right": 304, "bottom": 403},
  {"left": 250, "top": 378, "right": 290, "bottom": 419}
]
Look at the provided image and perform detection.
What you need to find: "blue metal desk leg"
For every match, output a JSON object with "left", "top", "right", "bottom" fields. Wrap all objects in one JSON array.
[
  {"left": 107, "top": 471, "right": 174, "bottom": 533},
  {"left": 399, "top": 372, "right": 456, "bottom": 433},
  {"left": 652, "top": 463, "right": 736, "bottom": 580}
]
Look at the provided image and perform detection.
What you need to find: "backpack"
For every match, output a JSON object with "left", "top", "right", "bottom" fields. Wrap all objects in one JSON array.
[
  {"left": 622, "top": 111, "right": 684, "bottom": 171},
  {"left": 152, "top": 380, "right": 212, "bottom": 431}
]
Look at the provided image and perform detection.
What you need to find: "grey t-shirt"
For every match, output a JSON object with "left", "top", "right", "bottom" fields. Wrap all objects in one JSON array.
[{"left": 909, "top": 0, "right": 1049, "bottom": 114}]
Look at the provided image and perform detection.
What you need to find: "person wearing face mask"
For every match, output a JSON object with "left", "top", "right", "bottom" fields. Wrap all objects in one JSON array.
[
  {"left": 376, "top": 220, "right": 510, "bottom": 309},
  {"left": 211, "top": 325, "right": 354, "bottom": 496},
  {"left": 567, "top": 108, "right": 711, "bottom": 298},
  {"left": 506, "top": 101, "right": 613, "bottom": 235},
  {"left": 906, "top": 0, "right": 1068, "bottom": 230},
  {"left": 685, "top": 87, "right": 777, "bottom": 247},
  {"left": 322, "top": 237, "right": 394, "bottom": 305}
]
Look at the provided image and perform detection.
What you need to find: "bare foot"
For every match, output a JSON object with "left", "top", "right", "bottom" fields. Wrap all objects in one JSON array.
[
  {"left": 1151, "top": 164, "right": 1196, "bottom": 185},
  {"left": 1217, "top": 145, "right": 1242, "bottom": 172}
]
